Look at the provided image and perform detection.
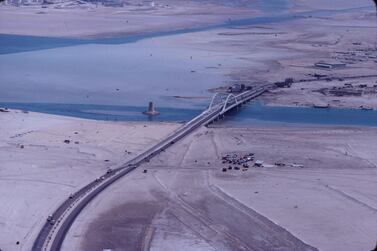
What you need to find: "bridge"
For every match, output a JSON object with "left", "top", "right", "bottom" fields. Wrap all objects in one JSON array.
[{"left": 32, "top": 83, "right": 273, "bottom": 251}]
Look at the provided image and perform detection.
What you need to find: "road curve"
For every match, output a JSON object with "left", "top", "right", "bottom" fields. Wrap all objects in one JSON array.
[{"left": 32, "top": 85, "right": 271, "bottom": 251}]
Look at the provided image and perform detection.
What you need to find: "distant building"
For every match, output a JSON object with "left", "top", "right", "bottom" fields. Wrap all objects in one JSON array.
[
  {"left": 228, "top": 84, "right": 245, "bottom": 93},
  {"left": 274, "top": 78, "right": 293, "bottom": 88},
  {"left": 328, "top": 89, "right": 362, "bottom": 97},
  {"left": 315, "top": 61, "right": 346, "bottom": 69}
]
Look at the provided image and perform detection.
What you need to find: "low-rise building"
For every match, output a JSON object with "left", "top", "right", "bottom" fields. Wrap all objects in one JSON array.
[{"left": 314, "top": 61, "right": 346, "bottom": 69}]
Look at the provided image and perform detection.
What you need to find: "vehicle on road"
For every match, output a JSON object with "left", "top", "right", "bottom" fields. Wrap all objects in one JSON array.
[{"left": 47, "top": 215, "right": 53, "bottom": 222}]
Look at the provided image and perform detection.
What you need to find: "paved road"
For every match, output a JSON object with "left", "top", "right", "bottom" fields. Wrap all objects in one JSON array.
[{"left": 32, "top": 85, "right": 272, "bottom": 251}]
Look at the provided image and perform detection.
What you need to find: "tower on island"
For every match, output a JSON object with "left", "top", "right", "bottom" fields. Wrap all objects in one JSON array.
[{"left": 143, "top": 101, "right": 160, "bottom": 116}]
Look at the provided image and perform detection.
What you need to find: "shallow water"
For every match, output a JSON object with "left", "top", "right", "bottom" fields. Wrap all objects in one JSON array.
[
  {"left": 0, "top": 102, "right": 202, "bottom": 122},
  {"left": 216, "top": 101, "right": 377, "bottom": 127},
  {"left": 0, "top": 36, "right": 235, "bottom": 109},
  {"left": 2, "top": 6, "right": 308, "bottom": 110},
  {"left": 2, "top": 101, "right": 376, "bottom": 127}
]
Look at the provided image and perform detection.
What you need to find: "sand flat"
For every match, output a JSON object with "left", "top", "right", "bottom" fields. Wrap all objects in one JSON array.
[
  {"left": 0, "top": 109, "right": 179, "bottom": 251},
  {"left": 61, "top": 124, "right": 377, "bottom": 251},
  {"left": 0, "top": 2, "right": 255, "bottom": 38}
]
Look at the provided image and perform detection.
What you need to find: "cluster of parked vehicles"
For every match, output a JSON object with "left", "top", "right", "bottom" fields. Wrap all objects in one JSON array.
[{"left": 221, "top": 153, "right": 255, "bottom": 172}]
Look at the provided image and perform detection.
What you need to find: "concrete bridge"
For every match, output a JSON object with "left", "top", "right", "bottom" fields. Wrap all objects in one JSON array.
[
  {"left": 207, "top": 83, "right": 272, "bottom": 120},
  {"left": 32, "top": 83, "right": 273, "bottom": 251}
]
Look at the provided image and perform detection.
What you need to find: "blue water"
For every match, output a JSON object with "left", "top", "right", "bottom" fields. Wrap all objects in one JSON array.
[
  {"left": 1, "top": 101, "right": 376, "bottom": 127},
  {"left": 0, "top": 102, "right": 202, "bottom": 122},
  {"left": 0, "top": 38, "right": 226, "bottom": 109},
  {"left": 218, "top": 101, "right": 377, "bottom": 127}
]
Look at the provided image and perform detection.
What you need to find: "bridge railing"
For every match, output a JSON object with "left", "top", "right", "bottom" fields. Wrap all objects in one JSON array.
[{"left": 207, "top": 84, "right": 272, "bottom": 115}]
